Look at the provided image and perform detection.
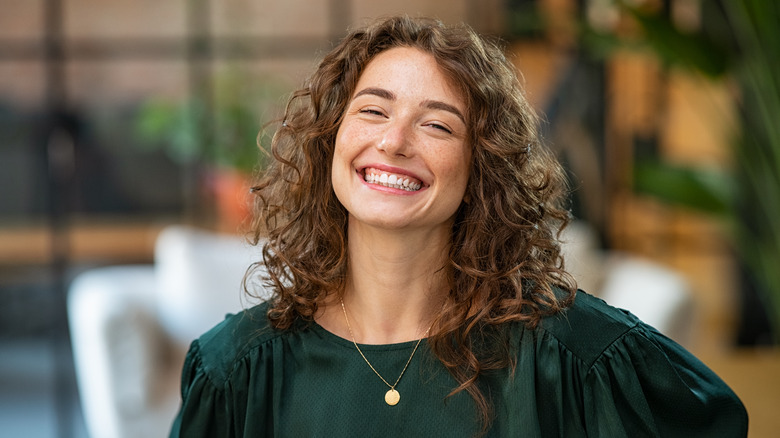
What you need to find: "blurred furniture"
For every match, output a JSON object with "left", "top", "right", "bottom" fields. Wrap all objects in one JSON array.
[
  {"left": 67, "top": 221, "right": 693, "bottom": 438},
  {"left": 68, "top": 225, "right": 267, "bottom": 438},
  {"left": 561, "top": 221, "right": 695, "bottom": 345}
]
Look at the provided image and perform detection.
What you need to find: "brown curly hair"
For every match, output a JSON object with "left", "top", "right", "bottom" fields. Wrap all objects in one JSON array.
[{"left": 247, "top": 15, "right": 576, "bottom": 431}]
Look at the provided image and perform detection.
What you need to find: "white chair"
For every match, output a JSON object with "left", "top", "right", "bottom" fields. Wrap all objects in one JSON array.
[
  {"left": 68, "top": 225, "right": 267, "bottom": 438},
  {"left": 561, "top": 221, "right": 695, "bottom": 345}
]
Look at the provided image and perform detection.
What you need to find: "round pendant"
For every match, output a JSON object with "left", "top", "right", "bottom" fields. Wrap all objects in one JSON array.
[{"left": 385, "top": 388, "right": 400, "bottom": 406}]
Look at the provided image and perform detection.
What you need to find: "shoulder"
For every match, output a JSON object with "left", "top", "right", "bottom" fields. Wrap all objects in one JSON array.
[
  {"left": 534, "top": 291, "right": 748, "bottom": 436},
  {"left": 189, "top": 300, "right": 285, "bottom": 383},
  {"left": 538, "top": 290, "right": 643, "bottom": 368},
  {"left": 173, "top": 301, "right": 293, "bottom": 435}
]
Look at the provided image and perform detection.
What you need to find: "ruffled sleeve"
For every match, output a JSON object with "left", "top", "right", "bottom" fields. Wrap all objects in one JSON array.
[
  {"left": 580, "top": 323, "right": 747, "bottom": 437},
  {"left": 169, "top": 306, "right": 278, "bottom": 438},
  {"left": 169, "top": 340, "right": 237, "bottom": 437},
  {"left": 535, "top": 291, "right": 749, "bottom": 437}
]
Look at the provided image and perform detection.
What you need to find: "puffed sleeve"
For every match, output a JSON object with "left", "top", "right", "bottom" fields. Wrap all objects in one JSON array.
[
  {"left": 170, "top": 341, "right": 229, "bottom": 437},
  {"left": 169, "top": 338, "right": 258, "bottom": 438},
  {"left": 169, "top": 304, "right": 280, "bottom": 438},
  {"left": 581, "top": 324, "right": 748, "bottom": 437}
]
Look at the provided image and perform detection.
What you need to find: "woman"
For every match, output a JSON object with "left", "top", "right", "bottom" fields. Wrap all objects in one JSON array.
[{"left": 170, "top": 16, "right": 747, "bottom": 437}]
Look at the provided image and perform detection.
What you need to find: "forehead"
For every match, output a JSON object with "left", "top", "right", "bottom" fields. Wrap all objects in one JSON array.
[{"left": 354, "top": 47, "right": 466, "bottom": 109}]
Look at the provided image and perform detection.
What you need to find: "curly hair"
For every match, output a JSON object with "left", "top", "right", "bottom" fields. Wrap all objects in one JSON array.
[{"left": 247, "top": 15, "right": 576, "bottom": 431}]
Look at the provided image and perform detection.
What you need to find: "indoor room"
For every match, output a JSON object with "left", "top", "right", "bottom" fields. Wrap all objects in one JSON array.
[{"left": 1, "top": 0, "right": 777, "bottom": 437}]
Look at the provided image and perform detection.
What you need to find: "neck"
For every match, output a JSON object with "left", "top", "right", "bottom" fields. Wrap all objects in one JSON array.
[{"left": 323, "top": 218, "right": 451, "bottom": 344}]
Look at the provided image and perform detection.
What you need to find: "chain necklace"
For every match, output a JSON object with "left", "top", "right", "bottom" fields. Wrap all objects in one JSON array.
[{"left": 340, "top": 298, "right": 431, "bottom": 406}]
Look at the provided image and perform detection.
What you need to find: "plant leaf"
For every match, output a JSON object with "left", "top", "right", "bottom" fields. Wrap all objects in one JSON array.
[
  {"left": 633, "top": 161, "right": 734, "bottom": 216},
  {"left": 627, "top": 5, "right": 730, "bottom": 77}
]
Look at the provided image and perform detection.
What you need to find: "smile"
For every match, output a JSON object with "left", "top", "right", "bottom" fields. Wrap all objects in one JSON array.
[{"left": 362, "top": 167, "right": 423, "bottom": 191}]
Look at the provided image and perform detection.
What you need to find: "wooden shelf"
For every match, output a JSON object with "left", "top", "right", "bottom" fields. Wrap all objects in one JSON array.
[{"left": 0, "top": 220, "right": 172, "bottom": 265}]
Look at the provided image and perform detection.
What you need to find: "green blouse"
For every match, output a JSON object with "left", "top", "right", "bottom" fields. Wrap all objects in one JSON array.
[{"left": 169, "top": 291, "right": 747, "bottom": 437}]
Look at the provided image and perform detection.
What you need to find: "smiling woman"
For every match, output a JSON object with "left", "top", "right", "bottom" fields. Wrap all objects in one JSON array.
[{"left": 169, "top": 16, "right": 748, "bottom": 438}]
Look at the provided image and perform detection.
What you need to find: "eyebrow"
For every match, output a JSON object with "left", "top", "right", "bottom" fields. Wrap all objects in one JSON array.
[
  {"left": 421, "top": 99, "right": 466, "bottom": 125},
  {"left": 353, "top": 87, "right": 396, "bottom": 101},
  {"left": 352, "top": 87, "right": 466, "bottom": 125}
]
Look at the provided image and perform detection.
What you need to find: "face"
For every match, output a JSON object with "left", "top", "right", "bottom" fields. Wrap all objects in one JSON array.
[{"left": 332, "top": 47, "right": 471, "bottom": 233}]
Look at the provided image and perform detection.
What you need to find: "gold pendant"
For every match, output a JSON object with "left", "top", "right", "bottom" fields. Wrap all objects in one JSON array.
[{"left": 385, "top": 389, "right": 400, "bottom": 406}]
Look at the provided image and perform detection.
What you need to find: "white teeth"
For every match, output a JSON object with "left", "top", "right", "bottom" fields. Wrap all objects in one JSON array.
[{"left": 363, "top": 170, "right": 422, "bottom": 191}]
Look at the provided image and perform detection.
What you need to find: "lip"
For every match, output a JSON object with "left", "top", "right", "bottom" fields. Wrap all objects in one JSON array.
[{"left": 356, "top": 163, "right": 428, "bottom": 193}]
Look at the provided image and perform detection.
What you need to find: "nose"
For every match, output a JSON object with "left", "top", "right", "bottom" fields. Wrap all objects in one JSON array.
[{"left": 376, "top": 121, "right": 412, "bottom": 157}]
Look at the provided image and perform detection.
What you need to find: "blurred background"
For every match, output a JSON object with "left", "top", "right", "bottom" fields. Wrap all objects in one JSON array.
[{"left": 0, "top": 0, "right": 777, "bottom": 437}]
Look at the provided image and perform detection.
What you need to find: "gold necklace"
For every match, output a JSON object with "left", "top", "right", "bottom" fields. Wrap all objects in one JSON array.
[{"left": 340, "top": 298, "right": 431, "bottom": 406}]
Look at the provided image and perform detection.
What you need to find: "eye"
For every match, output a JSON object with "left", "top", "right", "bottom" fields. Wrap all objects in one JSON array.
[
  {"left": 426, "top": 122, "right": 453, "bottom": 134},
  {"left": 359, "top": 108, "right": 386, "bottom": 117}
]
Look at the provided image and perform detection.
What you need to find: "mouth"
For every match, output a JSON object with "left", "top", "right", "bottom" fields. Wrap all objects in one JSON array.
[{"left": 361, "top": 167, "right": 423, "bottom": 192}]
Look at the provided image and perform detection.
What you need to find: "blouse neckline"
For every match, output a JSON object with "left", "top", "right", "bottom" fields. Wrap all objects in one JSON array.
[{"left": 309, "top": 321, "right": 430, "bottom": 352}]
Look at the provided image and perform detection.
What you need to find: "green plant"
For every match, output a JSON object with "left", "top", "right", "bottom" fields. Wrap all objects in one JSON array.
[
  {"left": 135, "top": 72, "right": 286, "bottom": 174},
  {"left": 607, "top": 0, "right": 780, "bottom": 342}
]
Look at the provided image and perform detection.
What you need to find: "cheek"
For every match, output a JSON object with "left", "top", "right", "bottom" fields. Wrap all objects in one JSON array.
[
  {"left": 450, "top": 150, "right": 472, "bottom": 202},
  {"left": 332, "top": 128, "right": 356, "bottom": 205},
  {"left": 440, "top": 148, "right": 471, "bottom": 186},
  {"left": 333, "top": 125, "right": 356, "bottom": 169},
  {"left": 333, "top": 123, "right": 361, "bottom": 163}
]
